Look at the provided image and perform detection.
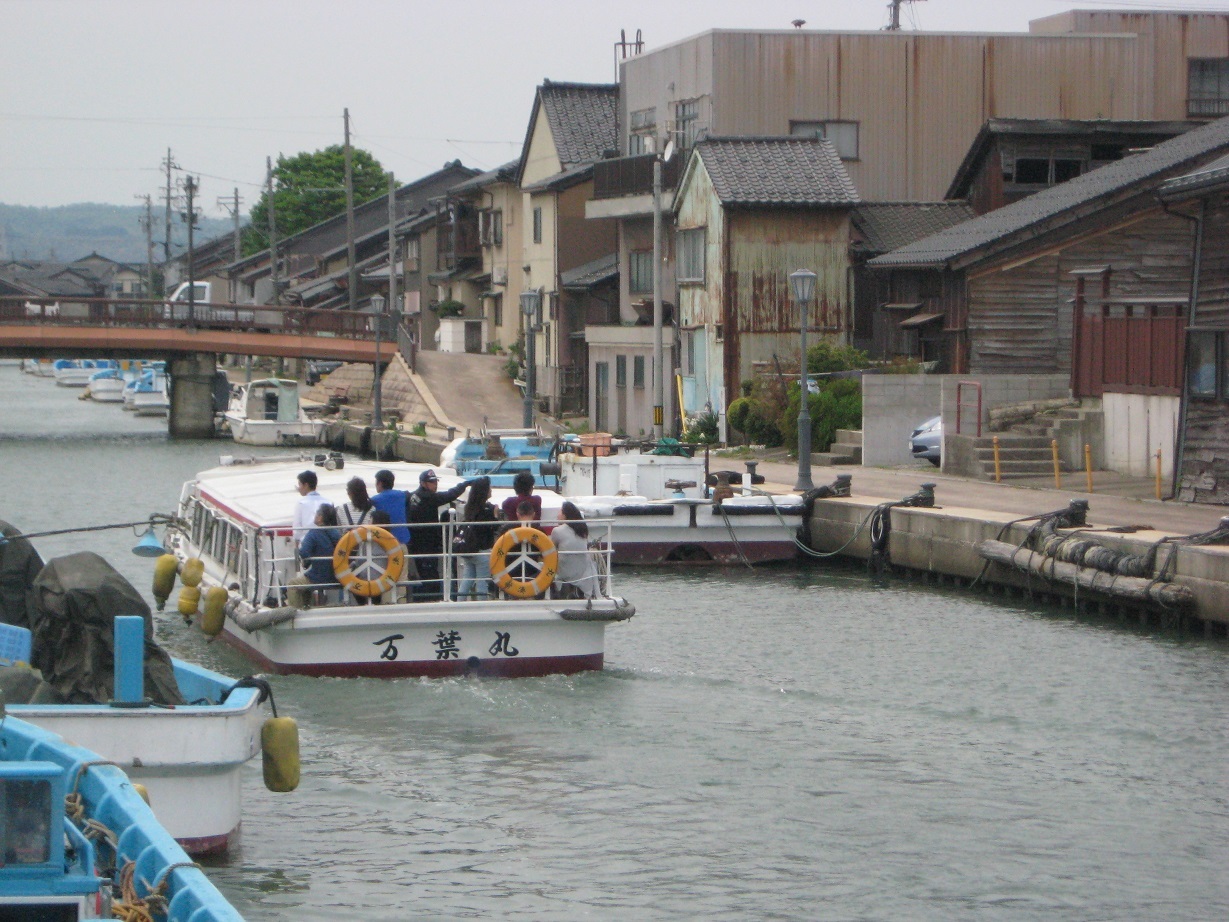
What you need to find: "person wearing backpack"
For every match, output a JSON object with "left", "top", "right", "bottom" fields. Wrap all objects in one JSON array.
[{"left": 454, "top": 477, "right": 499, "bottom": 601}]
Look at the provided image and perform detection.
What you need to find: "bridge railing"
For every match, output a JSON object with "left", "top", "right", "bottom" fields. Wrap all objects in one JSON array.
[{"left": 0, "top": 296, "right": 381, "bottom": 340}]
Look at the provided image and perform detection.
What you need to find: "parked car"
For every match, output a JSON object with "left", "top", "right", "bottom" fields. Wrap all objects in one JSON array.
[
  {"left": 305, "top": 360, "right": 343, "bottom": 386},
  {"left": 910, "top": 415, "right": 942, "bottom": 466}
]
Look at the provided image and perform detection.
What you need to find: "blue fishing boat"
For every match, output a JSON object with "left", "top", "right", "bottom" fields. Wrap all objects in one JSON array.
[
  {"left": 0, "top": 713, "right": 243, "bottom": 919},
  {"left": 440, "top": 428, "right": 567, "bottom": 490}
]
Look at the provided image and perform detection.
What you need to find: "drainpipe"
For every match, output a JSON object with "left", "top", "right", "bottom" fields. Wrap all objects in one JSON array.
[{"left": 1160, "top": 196, "right": 1204, "bottom": 499}]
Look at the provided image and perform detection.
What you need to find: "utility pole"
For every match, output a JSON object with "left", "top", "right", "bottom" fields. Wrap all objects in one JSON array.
[
  {"left": 218, "top": 188, "right": 244, "bottom": 303},
  {"left": 387, "top": 170, "right": 397, "bottom": 338},
  {"left": 344, "top": 108, "right": 357, "bottom": 314},
  {"left": 135, "top": 194, "right": 155, "bottom": 298},
  {"left": 161, "top": 147, "right": 179, "bottom": 271},
  {"left": 886, "top": 0, "right": 925, "bottom": 30},
  {"left": 183, "top": 175, "right": 199, "bottom": 327},
  {"left": 266, "top": 156, "right": 280, "bottom": 305}
]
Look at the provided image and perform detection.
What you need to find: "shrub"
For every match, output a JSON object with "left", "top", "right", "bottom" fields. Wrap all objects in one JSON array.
[
  {"left": 435, "top": 299, "right": 465, "bottom": 319},
  {"left": 726, "top": 394, "right": 784, "bottom": 447},
  {"left": 806, "top": 340, "right": 871, "bottom": 374},
  {"left": 682, "top": 410, "right": 720, "bottom": 444},
  {"left": 781, "top": 378, "right": 862, "bottom": 453}
]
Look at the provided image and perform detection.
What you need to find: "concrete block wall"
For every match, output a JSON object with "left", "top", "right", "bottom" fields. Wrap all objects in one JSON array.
[{"left": 861, "top": 373, "right": 1069, "bottom": 469}]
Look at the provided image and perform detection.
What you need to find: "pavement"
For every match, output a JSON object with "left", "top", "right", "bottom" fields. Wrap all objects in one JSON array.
[
  {"left": 732, "top": 449, "right": 1228, "bottom": 539},
  {"left": 413, "top": 351, "right": 524, "bottom": 433}
]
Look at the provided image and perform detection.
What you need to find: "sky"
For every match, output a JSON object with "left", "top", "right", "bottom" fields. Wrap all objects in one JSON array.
[{"left": 3, "top": 0, "right": 1229, "bottom": 218}]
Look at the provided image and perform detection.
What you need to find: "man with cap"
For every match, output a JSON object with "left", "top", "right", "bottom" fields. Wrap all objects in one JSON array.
[{"left": 407, "top": 469, "right": 471, "bottom": 600}]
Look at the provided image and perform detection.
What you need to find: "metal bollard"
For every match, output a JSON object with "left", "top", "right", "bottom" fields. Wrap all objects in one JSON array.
[
  {"left": 992, "top": 435, "right": 1002, "bottom": 483},
  {"left": 1155, "top": 447, "right": 1163, "bottom": 500},
  {"left": 1085, "top": 443, "right": 1094, "bottom": 494},
  {"left": 1052, "top": 439, "right": 1062, "bottom": 489}
]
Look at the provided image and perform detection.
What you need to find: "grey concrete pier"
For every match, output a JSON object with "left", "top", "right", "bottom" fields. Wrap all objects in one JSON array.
[
  {"left": 750, "top": 459, "right": 1229, "bottom": 632},
  {"left": 168, "top": 352, "right": 218, "bottom": 439}
]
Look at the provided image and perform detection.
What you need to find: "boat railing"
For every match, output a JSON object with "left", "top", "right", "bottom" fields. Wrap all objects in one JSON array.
[{"left": 276, "top": 517, "right": 618, "bottom": 606}]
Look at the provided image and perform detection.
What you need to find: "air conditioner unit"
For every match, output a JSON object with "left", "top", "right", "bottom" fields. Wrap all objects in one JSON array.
[{"left": 492, "top": 266, "right": 508, "bottom": 285}]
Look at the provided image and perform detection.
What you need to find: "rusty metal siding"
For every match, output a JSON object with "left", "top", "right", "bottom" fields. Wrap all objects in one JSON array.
[
  {"left": 725, "top": 209, "right": 851, "bottom": 383},
  {"left": 678, "top": 29, "right": 1159, "bottom": 200},
  {"left": 966, "top": 208, "right": 1195, "bottom": 374}
]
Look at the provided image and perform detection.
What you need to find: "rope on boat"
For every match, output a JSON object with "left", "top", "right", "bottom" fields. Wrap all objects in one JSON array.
[
  {"left": 222, "top": 675, "right": 277, "bottom": 718},
  {"left": 0, "top": 513, "right": 183, "bottom": 544}
]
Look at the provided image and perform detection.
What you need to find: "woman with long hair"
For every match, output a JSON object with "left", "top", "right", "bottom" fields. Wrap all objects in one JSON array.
[
  {"left": 550, "top": 501, "right": 599, "bottom": 599},
  {"left": 456, "top": 476, "right": 499, "bottom": 600},
  {"left": 338, "top": 476, "right": 374, "bottom": 527}
]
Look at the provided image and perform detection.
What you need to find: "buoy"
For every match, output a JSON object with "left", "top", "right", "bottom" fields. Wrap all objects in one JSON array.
[
  {"left": 132, "top": 783, "right": 150, "bottom": 806},
  {"left": 181, "top": 558, "right": 205, "bottom": 587},
  {"left": 261, "top": 716, "right": 300, "bottom": 792},
  {"left": 201, "top": 586, "right": 228, "bottom": 637},
  {"left": 177, "top": 584, "right": 201, "bottom": 619},
  {"left": 151, "top": 554, "right": 178, "bottom": 611}
]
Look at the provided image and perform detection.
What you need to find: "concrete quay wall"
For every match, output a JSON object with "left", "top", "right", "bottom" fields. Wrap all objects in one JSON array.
[{"left": 806, "top": 496, "right": 1229, "bottom": 630}]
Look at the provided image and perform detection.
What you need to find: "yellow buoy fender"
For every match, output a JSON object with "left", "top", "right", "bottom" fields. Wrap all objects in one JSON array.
[
  {"left": 152, "top": 554, "right": 178, "bottom": 611},
  {"left": 201, "top": 586, "right": 228, "bottom": 637},
  {"left": 181, "top": 557, "right": 205, "bottom": 587},
  {"left": 177, "top": 585, "right": 201, "bottom": 619},
  {"left": 261, "top": 716, "right": 300, "bottom": 792},
  {"left": 131, "top": 783, "right": 150, "bottom": 806}
]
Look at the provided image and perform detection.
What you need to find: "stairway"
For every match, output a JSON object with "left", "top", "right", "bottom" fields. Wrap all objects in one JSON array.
[
  {"left": 970, "top": 435, "right": 1059, "bottom": 479},
  {"left": 812, "top": 428, "right": 862, "bottom": 466}
]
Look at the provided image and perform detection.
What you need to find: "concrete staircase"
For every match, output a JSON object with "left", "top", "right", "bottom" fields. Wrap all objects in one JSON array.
[
  {"left": 812, "top": 428, "right": 862, "bottom": 466},
  {"left": 969, "top": 435, "right": 1060, "bottom": 479}
]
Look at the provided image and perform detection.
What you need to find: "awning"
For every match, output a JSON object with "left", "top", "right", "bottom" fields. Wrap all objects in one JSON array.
[{"left": 899, "top": 312, "right": 944, "bottom": 329}]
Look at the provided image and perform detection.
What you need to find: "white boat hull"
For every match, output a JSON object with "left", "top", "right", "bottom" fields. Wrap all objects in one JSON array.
[
  {"left": 224, "top": 413, "right": 325, "bottom": 446},
  {"left": 218, "top": 597, "right": 625, "bottom": 678},
  {"left": 87, "top": 378, "right": 126, "bottom": 402},
  {"left": 10, "top": 661, "right": 264, "bottom": 855},
  {"left": 133, "top": 393, "right": 169, "bottom": 416}
]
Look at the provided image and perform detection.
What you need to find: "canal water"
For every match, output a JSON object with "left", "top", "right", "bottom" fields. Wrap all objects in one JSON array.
[{"left": 2, "top": 365, "right": 1227, "bottom": 920}]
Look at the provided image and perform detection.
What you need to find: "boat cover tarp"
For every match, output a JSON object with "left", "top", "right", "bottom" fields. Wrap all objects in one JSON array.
[
  {"left": 29, "top": 552, "right": 184, "bottom": 705},
  {"left": 0, "top": 519, "right": 43, "bottom": 629}
]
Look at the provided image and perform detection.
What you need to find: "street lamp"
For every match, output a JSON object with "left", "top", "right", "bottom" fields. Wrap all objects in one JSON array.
[
  {"left": 371, "top": 293, "right": 386, "bottom": 428},
  {"left": 520, "top": 289, "right": 541, "bottom": 429},
  {"left": 790, "top": 268, "right": 818, "bottom": 492}
]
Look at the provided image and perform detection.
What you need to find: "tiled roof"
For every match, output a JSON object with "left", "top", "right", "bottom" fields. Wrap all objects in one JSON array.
[
  {"left": 522, "top": 162, "right": 594, "bottom": 194},
  {"left": 539, "top": 82, "right": 618, "bottom": 167},
  {"left": 561, "top": 252, "right": 618, "bottom": 290},
  {"left": 692, "top": 138, "right": 859, "bottom": 207},
  {"left": 1159, "top": 150, "right": 1229, "bottom": 200},
  {"left": 852, "top": 202, "right": 976, "bottom": 255},
  {"left": 448, "top": 160, "right": 520, "bottom": 196},
  {"left": 872, "top": 114, "right": 1229, "bottom": 269}
]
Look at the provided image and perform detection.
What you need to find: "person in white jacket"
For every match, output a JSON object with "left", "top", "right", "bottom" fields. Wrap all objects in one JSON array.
[{"left": 550, "top": 501, "right": 600, "bottom": 600}]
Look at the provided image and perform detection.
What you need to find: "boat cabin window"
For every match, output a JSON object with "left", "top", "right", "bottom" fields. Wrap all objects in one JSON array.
[{"left": 1, "top": 779, "right": 52, "bottom": 865}]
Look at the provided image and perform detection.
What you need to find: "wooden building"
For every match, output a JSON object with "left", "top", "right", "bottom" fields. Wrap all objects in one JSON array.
[
  {"left": 671, "top": 137, "right": 859, "bottom": 433},
  {"left": 1158, "top": 154, "right": 1229, "bottom": 503}
]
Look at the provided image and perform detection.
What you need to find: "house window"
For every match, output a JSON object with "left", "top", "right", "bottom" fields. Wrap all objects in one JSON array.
[
  {"left": 675, "top": 99, "right": 703, "bottom": 150},
  {"left": 492, "top": 294, "right": 502, "bottom": 328},
  {"left": 633, "top": 355, "right": 646, "bottom": 388},
  {"left": 1003, "top": 149, "right": 1086, "bottom": 187},
  {"left": 714, "top": 323, "right": 724, "bottom": 343},
  {"left": 1188, "top": 331, "right": 1219, "bottom": 398},
  {"left": 404, "top": 237, "right": 421, "bottom": 273},
  {"left": 676, "top": 228, "right": 705, "bottom": 283},
  {"left": 684, "top": 329, "right": 695, "bottom": 375},
  {"left": 479, "top": 210, "right": 503, "bottom": 247},
  {"left": 1189, "top": 58, "right": 1229, "bottom": 117},
  {"left": 630, "top": 107, "right": 656, "bottom": 155},
  {"left": 616, "top": 355, "right": 627, "bottom": 388},
  {"left": 791, "top": 120, "right": 859, "bottom": 160},
  {"left": 629, "top": 250, "right": 653, "bottom": 294},
  {"left": 533, "top": 207, "right": 543, "bottom": 244}
]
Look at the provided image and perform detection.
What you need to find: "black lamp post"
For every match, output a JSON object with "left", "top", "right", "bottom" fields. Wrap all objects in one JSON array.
[
  {"left": 790, "top": 268, "right": 818, "bottom": 492},
  {"left": 371, "top": 292, "right": 386, "bottom": 428},
  {"left": 520, "top": 289, "right": 540, "bottom": 429}
]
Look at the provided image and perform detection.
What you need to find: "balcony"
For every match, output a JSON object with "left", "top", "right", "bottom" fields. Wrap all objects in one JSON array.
[
  {"left": 593, "top": 153, "right": 681, "bottom": 199},
  {"left": 1187, "top": 97, "right": 1229, "bottom": 117}
]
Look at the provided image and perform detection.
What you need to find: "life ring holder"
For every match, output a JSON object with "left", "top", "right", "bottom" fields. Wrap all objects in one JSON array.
[
  {"left": 490, "top": 526, "right": 558, "bottom": 599},
  {"left": 333, "top": 525, "right": 406, "bottom": 598}
]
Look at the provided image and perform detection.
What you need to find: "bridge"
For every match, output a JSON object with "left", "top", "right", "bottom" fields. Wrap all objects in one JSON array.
[{"left": 1, "top": 296, "right": 399, "bottom": 437}]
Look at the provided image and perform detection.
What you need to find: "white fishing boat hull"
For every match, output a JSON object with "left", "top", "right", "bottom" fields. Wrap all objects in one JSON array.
[
  {"left": 10, "top": 660, "right": 265, "bottom": 856},
  {"left": 54, "top": 368, "right": 96, "bottom": 387},
  {"left": 223, "top": 413, "right": 326, "bottom": 447},
  {"left": 86, "top": 376, "right": 126, "bottom": 402}
]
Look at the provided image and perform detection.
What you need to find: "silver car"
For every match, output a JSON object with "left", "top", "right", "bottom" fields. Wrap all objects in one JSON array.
[{"left": 910, "top": 416, "right": 942, "bottom": 466}]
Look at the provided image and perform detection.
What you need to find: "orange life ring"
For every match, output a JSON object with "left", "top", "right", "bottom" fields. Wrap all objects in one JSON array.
[
  {"left": 333, "top": 525, "right": 406, "bottom": 598},
  {"left": 490, "top": 526, "right": 558, "bottom": 599}
]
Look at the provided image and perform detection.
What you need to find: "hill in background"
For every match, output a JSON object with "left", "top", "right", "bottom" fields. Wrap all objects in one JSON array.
[{"left": 0, "top": 202, "right": 235, "bottom": 265}]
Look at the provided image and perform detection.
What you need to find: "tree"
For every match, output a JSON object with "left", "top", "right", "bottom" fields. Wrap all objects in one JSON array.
[{"left": 242, "top": 146, "right": 388, "bottom": 256}]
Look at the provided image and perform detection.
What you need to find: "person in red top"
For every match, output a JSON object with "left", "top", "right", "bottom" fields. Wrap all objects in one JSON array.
[{"left": 500, "top": 471, "right": 542, "bottom": 522}]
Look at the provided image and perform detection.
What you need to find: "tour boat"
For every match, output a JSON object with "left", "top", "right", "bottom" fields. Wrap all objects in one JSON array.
[
  {"left": 0, "top": 713, "right": 242, "bottom": 919},
  {"left": 166, "top": 455, "right": 635, "bottom": 678},
  {"left": 443, "top": 432, "right": 804, "bottom": 565},
  {"left": 223, "top": 377, "right": 326, "bottom": 447}
]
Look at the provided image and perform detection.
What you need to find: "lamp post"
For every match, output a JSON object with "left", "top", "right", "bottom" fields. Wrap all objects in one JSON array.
[
  {"left": 520, "top": 289, "right": 541, "bottom": 429},
  {"left": 371, "top": 293, "right": 386, "bottom": 428},
  {"left": 790, "top": 269, "right": 818, "bottom": 492}
]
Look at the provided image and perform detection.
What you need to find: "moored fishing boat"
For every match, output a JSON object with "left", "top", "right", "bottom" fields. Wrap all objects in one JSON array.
[
  {"left": 167, "top": 455, "right": 634, "bottom": 678},
  {"left": 223, "top": 377, "right": 325, "bottom": 446},
  {"left": 130, "top": 366, "right": 170, "bottom": 417},
  {"left": 443, "top": 433, "right": 804, "bottom": 565},
  {"left": 0, "top": 712, "right": 243, "bottom": 920},
  {"left": 54, "top": 359, "right": 115, "bottom": 388}
]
